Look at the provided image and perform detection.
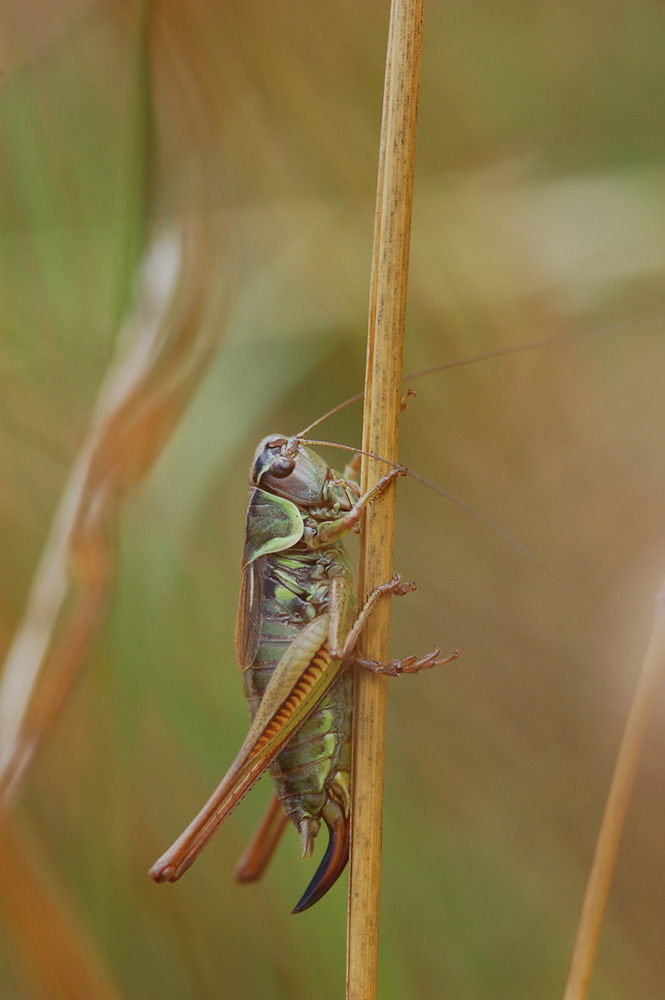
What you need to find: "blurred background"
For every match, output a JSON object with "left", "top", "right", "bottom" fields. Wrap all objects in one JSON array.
[{"left": 1, "top": 1, "right": 665, "bottom": 998}]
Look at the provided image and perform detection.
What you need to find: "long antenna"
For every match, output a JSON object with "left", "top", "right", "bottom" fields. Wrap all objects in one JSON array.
[
  {"left": 297, "top": 316, "right": 660, "bottom": 440},
  {"left": 303, "top": 438, "right": 399, "bottom": 470},
  {"left": 304, "top": 438, "right": 590, "bottom": 607}
]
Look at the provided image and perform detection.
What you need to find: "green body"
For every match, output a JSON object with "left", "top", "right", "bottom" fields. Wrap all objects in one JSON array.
[
  {"left": 241, "top": 546, "right": 353, "bottom": 840},
  {"left": 236, "top": 436, "right": 360, "bottom": 861}
]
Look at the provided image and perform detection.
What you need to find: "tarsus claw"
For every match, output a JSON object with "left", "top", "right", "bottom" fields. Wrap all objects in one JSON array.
[
  {"left": 354, "top": 643, "right": 460, "bottom": 677},
  {"left": 376, "top": 574, "right": 416, "bottom": 598}
]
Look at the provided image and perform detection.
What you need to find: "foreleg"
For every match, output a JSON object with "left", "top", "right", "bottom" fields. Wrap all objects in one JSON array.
[{"left": 316, "top": 466, "right": 406, "bottom": 546}]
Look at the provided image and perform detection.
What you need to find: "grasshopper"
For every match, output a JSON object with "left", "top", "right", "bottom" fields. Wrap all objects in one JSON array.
[
  {"left": 150, "top": 432, "right": 458, "bottom": 912},
  {"left": 150, "top": 318, "right": 654, "bottom": 912}
]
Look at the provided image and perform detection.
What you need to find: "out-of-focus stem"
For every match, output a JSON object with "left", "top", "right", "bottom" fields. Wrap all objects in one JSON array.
[{"left": 563, "top": 578, "right": 665, "bottom": 1000}]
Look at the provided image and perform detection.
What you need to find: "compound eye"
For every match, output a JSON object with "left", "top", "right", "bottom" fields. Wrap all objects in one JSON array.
[{"left": 270, "top": 454, "right": 296, "bottom": 478}]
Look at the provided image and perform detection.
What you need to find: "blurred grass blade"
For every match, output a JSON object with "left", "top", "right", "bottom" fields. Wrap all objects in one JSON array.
[
  {"left": 563, "top": 576, "right": 665, "bottom": 1000},
  {"left": 0, "top": 222, "right": 219, "bottom": 801},
  {"left": 0, "top": 813, "right": 123, "bottom": 1000}
]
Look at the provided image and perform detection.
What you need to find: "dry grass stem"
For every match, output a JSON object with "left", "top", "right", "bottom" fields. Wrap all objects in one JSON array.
[
  {"left": 346, "top": 2, "right": 425, "bottom": 997},
  {"left": 562, "top": 578, "right": 665, "bottom": 1000}
]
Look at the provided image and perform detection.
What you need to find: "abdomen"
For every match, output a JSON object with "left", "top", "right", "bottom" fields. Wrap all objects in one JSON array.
[{"left": 241, "top": 552, "right": 353, "bottom": 833}]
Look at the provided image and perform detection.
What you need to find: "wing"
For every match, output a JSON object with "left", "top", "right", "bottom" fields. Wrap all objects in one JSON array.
[
  {"left": 235, "top": 558, "right": 264, "bottom": 669},
  {"left": 241, "top": 487, "right": 303, "bottom": 565},
  {"left": 149, "top": 613, "right": 344, "bottom": 884},
  {"left": 235, "top": 486, "right": 304, "bottom": 670}
]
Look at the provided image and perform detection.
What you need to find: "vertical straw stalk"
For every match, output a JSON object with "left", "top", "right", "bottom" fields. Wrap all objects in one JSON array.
[
  {"left": 346, "top": 2, "right": 425, "bottom": 998},
  {"left": 562, "top": 578, "right": 665, "bottom": 1000}
]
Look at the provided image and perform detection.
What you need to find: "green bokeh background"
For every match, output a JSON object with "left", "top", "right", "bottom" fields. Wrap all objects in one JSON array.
[{"left": 1, "top": 2, "right": 665, "bottom": 998}]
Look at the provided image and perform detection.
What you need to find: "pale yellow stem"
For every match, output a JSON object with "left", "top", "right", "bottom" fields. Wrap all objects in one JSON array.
[{"left": 346, "top": 2, "right": 425, "bottom": 998}]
